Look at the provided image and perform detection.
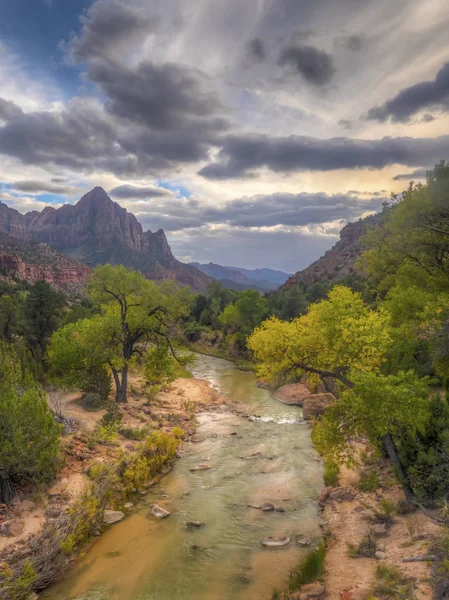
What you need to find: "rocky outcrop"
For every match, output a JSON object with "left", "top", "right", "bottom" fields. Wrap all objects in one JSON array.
[
  {"left": 274, "top": 383, "right": 311, "bottom": 406},
  {"left": 0, "top": 188, "right": 213, "bottom": 292},
  {"left": 302, "top": 393, "right": 336, "bottom": 420},
  {"left": 282, "top": 213, "right": 382, "bottom": 289},
  {"left": 0, "top": 232, "right": 89, "bottom": 292}
]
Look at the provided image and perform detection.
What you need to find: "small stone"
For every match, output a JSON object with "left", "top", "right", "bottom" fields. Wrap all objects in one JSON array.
[
  {"left": 297, "top": 539, "right": 311, "bottom": 547},
  {"left": 190, "top": 464, "right": 211, "bottom": 471},
  {"left": 151, "top": 504, "right": 171, "bottom": 518},
  {"left": 190, "top": 435, "right": 205, "bottom": 443},
  {"left": 262, "top": 503, "right": 275, "bottom": 512},
  {"left": 299, "top": 583, "right": 325, "bottom": 597},
  {"left": 186, "top": 521, "right": 203, "bottom": 529},
  {"left": 124, "top": 502, "right": 134, "bottom": 510},
  {"left": 139, "top": 490, "right": 148, "bottom": 495},
  {"left": 371, "top": 524, "right": 388, "bottom": 538},
  {"left": 275, "top": 506, "right": 286, "bottom": 513},
  {"left": 262, "top": 536, "right": 290, "bottom": 547},
  {"left": 248, "top": 504, "right": 262, "bottom": 509},
  {"left": 103, "top": 510, "right": 125, "bottom": 525},
  {"left": 0, "top": 519, "right": 24, "bottom": 537},
  {"left": 328, "top": 487, "right": 355, "bottom": 502},
  {"left": 375, "top": 551, "right": 386, "bottom": 560},
  {"left": 318, "top": 487, "right": 333, "bottom": 504}
]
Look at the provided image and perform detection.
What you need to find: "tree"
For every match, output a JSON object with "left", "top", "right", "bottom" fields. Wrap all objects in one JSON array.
[
  {"left": 219, "top": 289, "right": 268, "bottom": 335},
  {"left": 248, "top": 286, "right": 392, "bottom": 388},
  {"left": 312, "top": 371, "right": 429, "bottom": 502},
  {"left": 48, "top": 265, "right": 192, "bottom": 403},
  {"left": 0, "top": 343, "right": 60, "bottom": 504},
  {"left": 25, "top": 281, "right": 66, "bottom": 356}
]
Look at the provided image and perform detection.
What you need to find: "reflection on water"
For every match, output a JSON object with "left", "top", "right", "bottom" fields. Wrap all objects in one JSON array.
[{"left": 42, "top": 355, "right": 323, "bottom": 600}]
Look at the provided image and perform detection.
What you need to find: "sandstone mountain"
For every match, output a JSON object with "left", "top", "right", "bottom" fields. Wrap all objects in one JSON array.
[
  {"left": 0, "top": 187, "right": 212, "bottom": 291},
  {"left": 282, "top": 213, "right": 381, "bottom": 289},
  {"left": 0, "top": 231, "right": 89, "bottom": 293}
]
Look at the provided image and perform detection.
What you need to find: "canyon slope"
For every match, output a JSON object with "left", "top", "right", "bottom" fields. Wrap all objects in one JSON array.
[
  {"left": 190, "top": 262, "right": 290, "bottom": 291},
  {"left": 282, "top": 214, "right": 380, "bottom": 289},
  {"left": 0, "top": 187, "right": 212, "bottom": 291},
  {"left": 0, "top": 231, "right": 89, "bottom": 292}
]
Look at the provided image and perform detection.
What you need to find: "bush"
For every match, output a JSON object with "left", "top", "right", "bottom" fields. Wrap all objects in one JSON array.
[
  {"left": 347, "top": 532, "right": 377, "bottom": 558},
  {"left": 288, "top": 542, "right": 326, "bottom": 591},
  {"left": 81, "top": 365, "right": 111, "bottom": 401},
  {"left": 358, "top": 471, "right": 380, "bottom": 492},
  {"left": 119, "top": 425, "right": 150, "bottom": 441},
  {"left": 0, "top": 343, "right": 60, "bottom": 504},
  {"left": 100, "top": 403, "right": 123, "bottom": 427},
  {"left": 82, "top": 392, "right": 106, "bottom": 411},
  {"left": 373, "top": 564, "right": 416, "bottom": 599},
  {"left": 323, "top": 459, "right": 339, "bottom": 487}
]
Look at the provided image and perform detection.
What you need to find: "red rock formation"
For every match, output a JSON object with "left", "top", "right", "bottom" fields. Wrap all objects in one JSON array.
[
  {"left": 0, "top": 252, "right": 89, "bottom": 287},
  {"left": 0, "top": 187, "right": 213, "bottom": 291}
]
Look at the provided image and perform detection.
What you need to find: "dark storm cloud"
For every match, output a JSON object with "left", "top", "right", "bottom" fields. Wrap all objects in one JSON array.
[
  {"left": 63, "top": 0, "right": 155, "bottom": 62},
  {"left": 132, "top": 190, "right": 384, "bottom": 232},
  {"left": 109, "top": 184, "right": 173, "bottom": 199},
  {"left": 393, "top": 168, "right": 429, "bottom": 181},
  {"left": 366, "top": 62, "right": 449, "bottom": 123},
  {"left": 0, "top": 98, "right": 23, "bottom": 121},
  {"left": 199, "top": 133, "right": 449, "bottom": 179},
  {"left": 87, "top": 59, "right": 230, "bottom": 134},
  {"left": 278, "top": 44, "right": 336, "bottom": 85},
  {"left": 248, "top": 38, "right": 266, "bottom": 62},
  {"left": 14, "top": 180, "right": 76, "bottom": 194}
]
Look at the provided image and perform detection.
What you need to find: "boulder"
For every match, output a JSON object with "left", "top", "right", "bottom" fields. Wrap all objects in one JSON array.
[
  {"left": 328, "top": 487, "right": 355, "bottom": 502},
  {"left": 151, "top": 504, "right": 171, "bottom": 518},
  {"left": 302, "top": 393, "right": 336, "bottom": 420},
  {"left": 103, "top": 510, "right": 125, "bottom": 525},
  {"left": 318, "top": 486, "right": 333, "bottom": 504},
  {"left": 375, "top": 550, "right": 386, "bottom": 560},
  {"left": 274, "top": 383, "right": 310, "bottom": 406},
  {"left": 262, "top": 536, "right": 290, "bottom": 547},
  {"left": 0, "top": 519, "right": 24, "bottom": 537},
  {"left": 300, "top": 583, "right": 326, "bottom": 598}
]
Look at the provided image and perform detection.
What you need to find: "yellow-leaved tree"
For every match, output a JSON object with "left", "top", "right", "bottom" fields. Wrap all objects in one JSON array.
[{"left": 248, "top": 285, "right": 392, "bottom": 389}]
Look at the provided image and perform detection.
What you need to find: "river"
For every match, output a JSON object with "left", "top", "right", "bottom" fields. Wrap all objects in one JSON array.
[{"left": 42, "top": 354, "right": 323, "bottom": 600}]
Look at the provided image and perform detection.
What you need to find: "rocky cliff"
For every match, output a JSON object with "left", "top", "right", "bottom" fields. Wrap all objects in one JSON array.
[
  {"left": 283, "top": 214, "right": 381, "bottom": 288},
  {"left": 0, "top": 231, "right": 89, "bottom": 292},
  {"left": 0, "top": 188, "right": 212, "bottom": 291}
]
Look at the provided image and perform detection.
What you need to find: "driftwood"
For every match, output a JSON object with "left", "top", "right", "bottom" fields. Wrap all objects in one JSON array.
[{"left": 402, "top": 555, "right": 437, "bottom": 563}]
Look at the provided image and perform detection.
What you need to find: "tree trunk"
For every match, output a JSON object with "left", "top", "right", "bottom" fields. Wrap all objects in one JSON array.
[
  {"left": 0, "top": 473, "right": 15, "bottom": 505},
  {"left": 111, "top": 368, "right": 128, "bottom": 403},
  {"left": 382, "top": 433, "right": 413, "bottom": 503}
]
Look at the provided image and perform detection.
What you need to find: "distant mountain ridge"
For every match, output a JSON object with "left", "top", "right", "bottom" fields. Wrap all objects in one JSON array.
[
  {"left": 0, "top": 187, "right": 213, "bottom": 292},
  {"left": 190, "top": 262, "right": 290, "bottom": 291}
]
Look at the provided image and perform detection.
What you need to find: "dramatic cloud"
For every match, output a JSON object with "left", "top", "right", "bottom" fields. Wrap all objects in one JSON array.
[
  {"left": 199, "top": 134, "right": 449, "bottom": 179},
  {"left": 366, "top": 62, "right": 449, "bottom": 123},
  {"left": 129, "top": 190, "right": 385, "bottom": 232},
  {"left": 278, "top": 44, "right": 336, "bottom": 85},
  {"left": 63, "top": 0, "right": 154, "bottom": 62},
  {"left": 393, "top": 168, "right": 428, "bottom": 181},
  {"left": 109, "top": 184, "right": 173, "bottom": 199},
  {"left": 13, "top": 180, "right": 77, "bottom": 194}
]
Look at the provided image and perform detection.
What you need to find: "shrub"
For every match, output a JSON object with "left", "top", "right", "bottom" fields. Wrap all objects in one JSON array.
[
  {"left": 288, "top": 542, "right": 326, "bottom": 591},
  {"left": 100, "top": 403, "right": 123, "bottom": 427},
  {"left": 82, "top": 392, "right": 106, "bottom": 411},
  {"left": 373, "top": 564, "right": 416, "bottom": 599},
  {"left": 0, "top": 343, "right": 60, "bottom": 504},
  {"left": 119, "top": 425, "right": 150, "bottom": 441},
  {"left": 347, "top": 531, "right": 377, "bottom": 558},
  {"left": 358, "top": 471, "right": 380, "bottom": 492},
  {"left": 374, "top": 498, "right": 397, "bottom": 525},
  {"left": 81, "top": 365, "right": 111, "bottom": 401},
  {"left": 323, "top": 459, "right": 339, "bottom": 487}
]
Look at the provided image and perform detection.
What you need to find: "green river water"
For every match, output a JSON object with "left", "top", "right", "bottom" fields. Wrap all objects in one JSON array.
[{"left": 42, "top": 354, "right": 323, "bottom": 600}]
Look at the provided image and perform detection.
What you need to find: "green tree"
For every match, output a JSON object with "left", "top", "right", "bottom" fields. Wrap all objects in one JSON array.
[
  {"left": 48, "top": 265, "right": 192, "bottom": 403},
  {"left": 219, "top": 289, "right": 268, "bottom": 335},
  {"left": 312, "top": 371, "right": 429, "bottom": 501},
  {"left": 0, "top": 343, "right": 60, "bottom": 504},
  {"left": 25, "top": 280, "right": 66, "bottom": 356}
]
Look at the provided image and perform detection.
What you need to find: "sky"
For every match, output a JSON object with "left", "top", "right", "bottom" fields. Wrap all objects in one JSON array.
[{"left": 0, "top": 0, "right": 448, "bottom": 272}]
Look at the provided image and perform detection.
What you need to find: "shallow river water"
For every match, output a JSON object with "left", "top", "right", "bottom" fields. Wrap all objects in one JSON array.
[{"left": 42, "top": 355, "right": 323, "bottom": 600}]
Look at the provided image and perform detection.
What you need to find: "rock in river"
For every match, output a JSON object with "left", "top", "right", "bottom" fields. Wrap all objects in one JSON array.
[
  {"left": 190, "top": 464, "right": 211, "bottom": 471},
  {"left": 262, "top": 536, "right": 290, "bottom": 547},
  {"left": 262, "top": 503, "right": 275, "bottom": 512},
  {"left": 151, "top": 504, "right": 171, "bottom": 518}
]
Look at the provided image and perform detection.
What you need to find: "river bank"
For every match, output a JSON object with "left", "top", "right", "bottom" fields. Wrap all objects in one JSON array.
[{"left": 0, "top": 370, "right": 223, "bottom": 598}]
